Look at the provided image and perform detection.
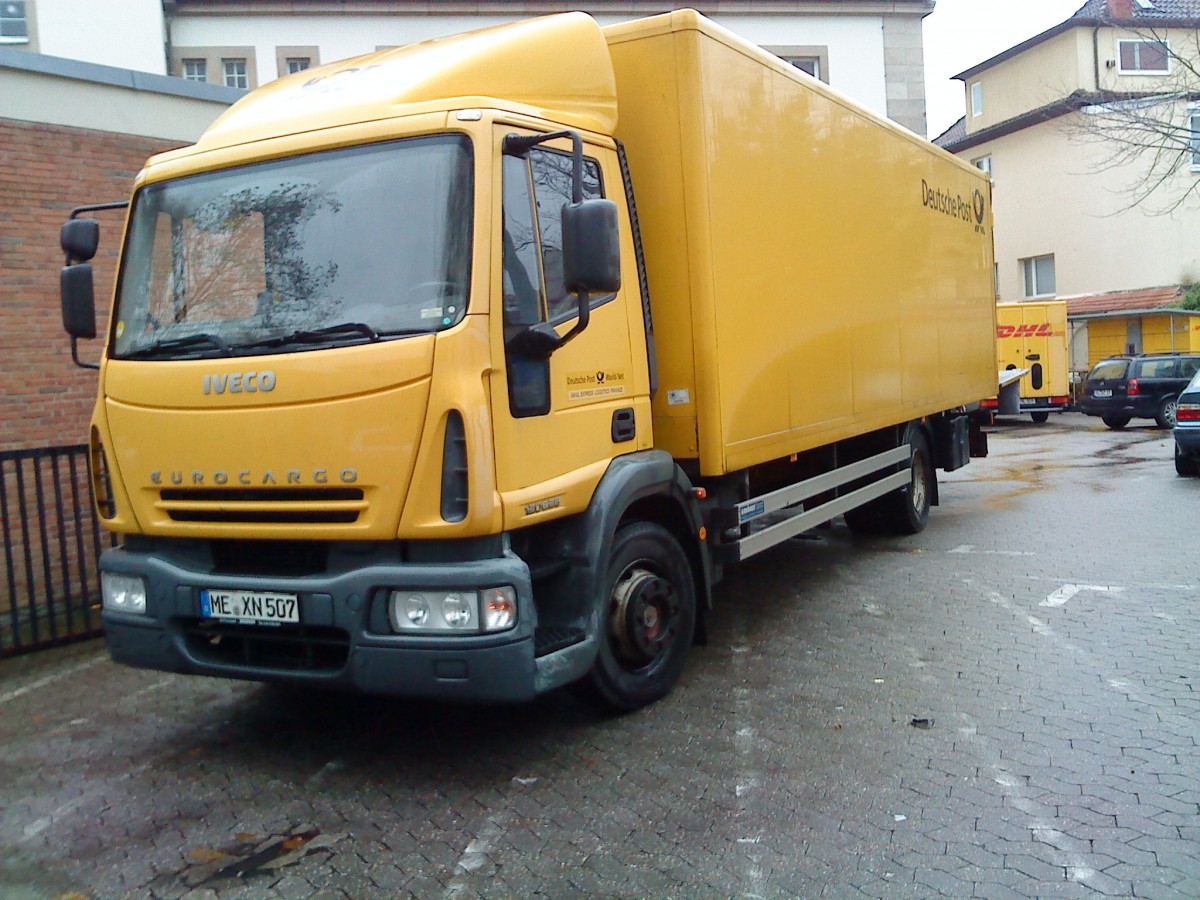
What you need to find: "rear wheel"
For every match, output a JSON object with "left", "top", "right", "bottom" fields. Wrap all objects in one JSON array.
[
  {"left": 1176, "top": 443, "right": 1198, "bottom": 477},
  {"left": 879, "top": 431, "right": 934, "bottom": 535},
  {"left": 1102, "top": 415, "right": 1130, "bottom": 429},
  {"left": 845, "top": 429, "right": 934, "bottom": 536},
  {"left": 1030, "top": 410, "right": 1050, "bottom": 424},
  {"left": 1155, "top": 396, "right": 1179, "bottom": 429},
  {"left": 579, "top": 522, "right": 696, "bottom": 712}
]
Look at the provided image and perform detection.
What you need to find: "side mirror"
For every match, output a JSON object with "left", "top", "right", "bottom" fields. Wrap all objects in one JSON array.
[
  {"left": 562, "top": 199, "right": 621, "bottom": 295},
  {"left": 61, "top": 218, "right": 100, "bottom": 263},
  {"left": 61, "top": 263, "right": 97, "bottom": 339}
]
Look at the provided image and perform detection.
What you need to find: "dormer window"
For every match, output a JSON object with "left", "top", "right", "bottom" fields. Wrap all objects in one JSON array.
[
  {"left": 970, "top": 81, "right": 983, "bottom": 117},
  {"left": 1118, "top": 39, "right": 1169, "bottom": 74}
]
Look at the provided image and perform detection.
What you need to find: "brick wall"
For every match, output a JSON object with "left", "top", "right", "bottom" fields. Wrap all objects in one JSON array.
[{"left": 0, "top": 118, "right": 179, "bottom": 453}]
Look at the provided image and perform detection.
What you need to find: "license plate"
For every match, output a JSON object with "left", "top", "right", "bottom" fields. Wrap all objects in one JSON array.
[
  {"left": 1093, "top": 389, "right": 1112, "bottom": 398},
  {"left": 200, "top": 589, "right": 299, "bottom": 625}
]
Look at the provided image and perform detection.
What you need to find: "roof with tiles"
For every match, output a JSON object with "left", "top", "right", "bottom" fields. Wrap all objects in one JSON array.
[
  {"left": 1072, "top": 0, "right": 1200, "bottom": 18},
  {"left": 1064, "top": 285, "right": 1187, "bottom": 316}
]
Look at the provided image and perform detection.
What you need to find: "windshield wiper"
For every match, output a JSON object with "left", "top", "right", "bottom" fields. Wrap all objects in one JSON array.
[
  {"left": 239, "top": 322, "right": 382, "bottom": 351},
  {"left": 295, "top": 322, "right": 380, "bottom": 342},
  {"left": 124, "top": 332, "right": 234, "bottom": 360}
]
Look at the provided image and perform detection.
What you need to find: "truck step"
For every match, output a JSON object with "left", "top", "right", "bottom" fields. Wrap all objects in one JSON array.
[{"left": 534, "top": 627, "right": 586, "bottom": 657}]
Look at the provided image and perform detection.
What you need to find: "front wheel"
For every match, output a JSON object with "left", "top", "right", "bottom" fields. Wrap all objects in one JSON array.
[
  {"left": 579, "top": 522, "right": 696, "bottom": 712},
  {"left": 1102, "top": 415, "right": 1131, "bottom": 430},
  {"left": 1031, "top": 410, "right": 1050, "bottom": 424},
  {"left": 1156, "top": 396, "right": 1179, "bottom": 429}
]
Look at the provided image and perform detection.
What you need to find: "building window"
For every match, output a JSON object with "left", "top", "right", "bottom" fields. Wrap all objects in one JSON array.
[
  {"left": 1021, "top": 254, "right": 1056, "bottom": 298},
  {"left": 786, "top": 57, "right": 821, "bottom": 79},
  {"left": 970, "top": 82, "right": 983, "bottom": 117},
  {"left": 0, "top": 1, "right": 28, "bottom": 43},
  {"left": 763, "top": 45, "right": 830, "bottom": 85},
  {"left": 276, "top": 46, "right": 319, "bottom": 80},
  {"left": 973, "top": 155, "right": 993, "bottom": 179},
  {"left": 223, "top": 58, "right": 248, "bottom": 89},
  {"left": 182, "top": 59, "right": 207, "bottom": 82},
  {"left": 1190, "top": 110, "right": 1200, "bottom": 170},
  {"left": 1118, "top": 39, "right": 1169, "bottom": 73}
]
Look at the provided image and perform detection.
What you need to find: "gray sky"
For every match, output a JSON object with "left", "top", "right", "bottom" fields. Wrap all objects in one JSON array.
[{"left": 923, "top": 0, "right": 1090, "bottom": 138}]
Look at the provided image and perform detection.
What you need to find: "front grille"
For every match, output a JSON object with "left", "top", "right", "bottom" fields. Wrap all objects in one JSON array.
[
  {"left": 181, "top": 618, "right": 350, "bottom": 672},
  {"left": 157, "top": 487, "right": 366, "bottom": 525}
]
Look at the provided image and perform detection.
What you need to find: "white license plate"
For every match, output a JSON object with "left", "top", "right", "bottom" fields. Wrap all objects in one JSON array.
[
  {"left": 200, "top": 589, "right": 299, "bottom": 625},
  {"left": 1093, "top": 389, "right": 1112, "bottom": 398}
]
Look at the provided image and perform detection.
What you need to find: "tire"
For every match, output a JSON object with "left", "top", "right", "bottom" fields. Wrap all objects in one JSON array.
[
  {"left": 1176, "top": 443, "right": 1199, "bottom": 477},
  {"left": 877, "top": 431, "right": 934, "bottom": 535},
  {"left": 1102, "top": 415, "right": 1130, "bottom": 429},
  {"left": 1030, "top": 410, "right": 1050, "bottom": 424},
  {"left": 1155, "top": 396, "right": 1179, "bottom": 429},
  {"left": 579, "top": 522, "right": 696, "bottom": 712}
]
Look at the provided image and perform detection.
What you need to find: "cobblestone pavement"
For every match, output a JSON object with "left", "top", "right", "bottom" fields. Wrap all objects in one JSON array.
[{"left": 1, "top": 414, "right": 1197, "bottom": 899}]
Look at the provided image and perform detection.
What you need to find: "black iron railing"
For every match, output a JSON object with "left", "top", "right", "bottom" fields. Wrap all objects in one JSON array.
[{"left": 1, "top": 445, "right": 114, "bottom": 657}]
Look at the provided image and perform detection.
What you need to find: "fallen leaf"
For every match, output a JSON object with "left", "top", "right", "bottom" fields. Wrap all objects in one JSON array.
[{"left": 187, "top": 847, "right": 228, "bottom": 863}]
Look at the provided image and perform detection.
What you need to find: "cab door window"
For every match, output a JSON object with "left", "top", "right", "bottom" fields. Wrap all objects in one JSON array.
[{"left": 501, "top": 145, "right": 604, "bottom": 417}]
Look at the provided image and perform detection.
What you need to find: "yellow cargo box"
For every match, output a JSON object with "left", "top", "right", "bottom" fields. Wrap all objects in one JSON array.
[{"left": 605, "top": 11, "right": 997, "bottom": 477}]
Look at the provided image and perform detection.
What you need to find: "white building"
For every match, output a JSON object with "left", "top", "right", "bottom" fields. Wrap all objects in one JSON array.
[
  {"left": 2, "top": 0, "right": 168, "bottom": 74},
  {"left": 160, "top": 0, "right": 934, "bottom": 135}
]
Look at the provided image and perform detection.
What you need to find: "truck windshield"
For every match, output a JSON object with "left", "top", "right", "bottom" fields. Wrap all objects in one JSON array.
[{"left": 112, "top": 134, "right": 473, "bottom": 360}]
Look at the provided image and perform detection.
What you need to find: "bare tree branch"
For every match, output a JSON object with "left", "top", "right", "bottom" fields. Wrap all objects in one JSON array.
[{"left": 1063, "top": 16, "right": 1200, "bottom": 214}]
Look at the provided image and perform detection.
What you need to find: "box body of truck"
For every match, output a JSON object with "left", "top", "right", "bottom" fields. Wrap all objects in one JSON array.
[
  {"left": 62, "top": 10, "right": 995, "bottom": 711},
  {"left": 606, "top": 14, "right": 997, "bottom": 475},
  {"left": 985, "top": 301, "right": 1070, "bottom": 422}
]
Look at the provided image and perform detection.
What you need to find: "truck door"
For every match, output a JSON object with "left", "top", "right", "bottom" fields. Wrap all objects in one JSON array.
[{"left": 492, "top": 129, "right": 645, "bottom": 518}]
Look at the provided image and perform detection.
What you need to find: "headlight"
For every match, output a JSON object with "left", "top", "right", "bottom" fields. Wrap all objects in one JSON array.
[
  {"left": 388, "top": 587, "right": 517, "bottom": 635},
  {"left": 101, "top": 573, "right": 147, "bottom": 615}
]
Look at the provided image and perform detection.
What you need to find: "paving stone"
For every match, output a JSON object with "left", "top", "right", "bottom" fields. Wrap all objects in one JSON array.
[{"left": 1, "top": 418, "right": 1197, "bottom": 899}]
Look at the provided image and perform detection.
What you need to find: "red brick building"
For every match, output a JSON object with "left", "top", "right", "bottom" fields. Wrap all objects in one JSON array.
[
  {"left": 0, "top": 49, "right": 239, "bottom": 453},
  {"left": 0, "top": 49, "right": 237, "bottom": 652}
]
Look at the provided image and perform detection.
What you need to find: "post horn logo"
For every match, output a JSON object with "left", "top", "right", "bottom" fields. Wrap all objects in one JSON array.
[{"left": 973, "top": 189, "right": 986, "bottom": 225}]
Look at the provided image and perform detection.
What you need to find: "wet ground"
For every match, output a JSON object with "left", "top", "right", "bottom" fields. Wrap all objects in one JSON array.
[{"left": 1, "top": 413, "right": 1197, "bottom": 898}]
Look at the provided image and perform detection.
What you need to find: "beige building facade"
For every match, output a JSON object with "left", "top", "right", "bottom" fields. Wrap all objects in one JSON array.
[
  {"left": 959, "top": 103, "right": 1200, "bottom": 304},
  {"left": 937, "top": 0, "right": 1200, "bottom": 370}
]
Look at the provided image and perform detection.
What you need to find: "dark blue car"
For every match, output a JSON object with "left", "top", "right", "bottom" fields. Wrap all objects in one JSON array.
[{"left": 1081, "top": 353, "right": 1200, "bottom": 429}]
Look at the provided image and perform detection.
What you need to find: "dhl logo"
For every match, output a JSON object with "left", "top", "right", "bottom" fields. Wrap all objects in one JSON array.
[{"left": 997, "top": 323, "right": 1064, "bottom": 338}]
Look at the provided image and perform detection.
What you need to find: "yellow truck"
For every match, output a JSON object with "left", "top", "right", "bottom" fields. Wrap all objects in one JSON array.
[
  {"left": 982, "top": 301, "right": 1071, "bottom": 423},
  {"left": 59, "top": 10, "right": 996, "bottom": 710}
]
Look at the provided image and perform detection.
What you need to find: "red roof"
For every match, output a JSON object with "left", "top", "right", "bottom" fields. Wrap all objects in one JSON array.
[{"left": 1064, "top": 285, "right": 1186, "bottom": 316}]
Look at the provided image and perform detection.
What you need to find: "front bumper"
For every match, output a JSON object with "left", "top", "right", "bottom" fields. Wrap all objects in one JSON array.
[{"left": 100, "top": 540, "right": 544, "bottom": 702}]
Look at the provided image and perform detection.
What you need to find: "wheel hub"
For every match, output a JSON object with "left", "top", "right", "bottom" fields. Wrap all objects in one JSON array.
[{"left": 609, "top": 566, "right": 678, "bottom": 667}]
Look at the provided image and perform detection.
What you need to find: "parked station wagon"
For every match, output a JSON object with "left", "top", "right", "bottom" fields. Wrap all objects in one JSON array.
[{"left": 1080, "top": 353, "right": 1200, "bottom": 429}]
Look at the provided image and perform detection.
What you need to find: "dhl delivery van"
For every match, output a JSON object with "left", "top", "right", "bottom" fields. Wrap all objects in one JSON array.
[
  {"left": 983, "top": 301, "right": 1070, "bottom": 423},
  {"left": 59, "top": 10, "right": 997, "bottom": 710}
]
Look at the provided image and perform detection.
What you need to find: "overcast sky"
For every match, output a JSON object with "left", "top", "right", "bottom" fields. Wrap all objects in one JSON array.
[{"left": 922, "top": 0, "right": 1091, "bottom": 138}]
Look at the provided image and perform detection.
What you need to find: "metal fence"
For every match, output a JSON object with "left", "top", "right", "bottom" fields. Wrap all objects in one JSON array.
[{"left": 1, "top": 445, "right": 114, "bottom": 658}]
